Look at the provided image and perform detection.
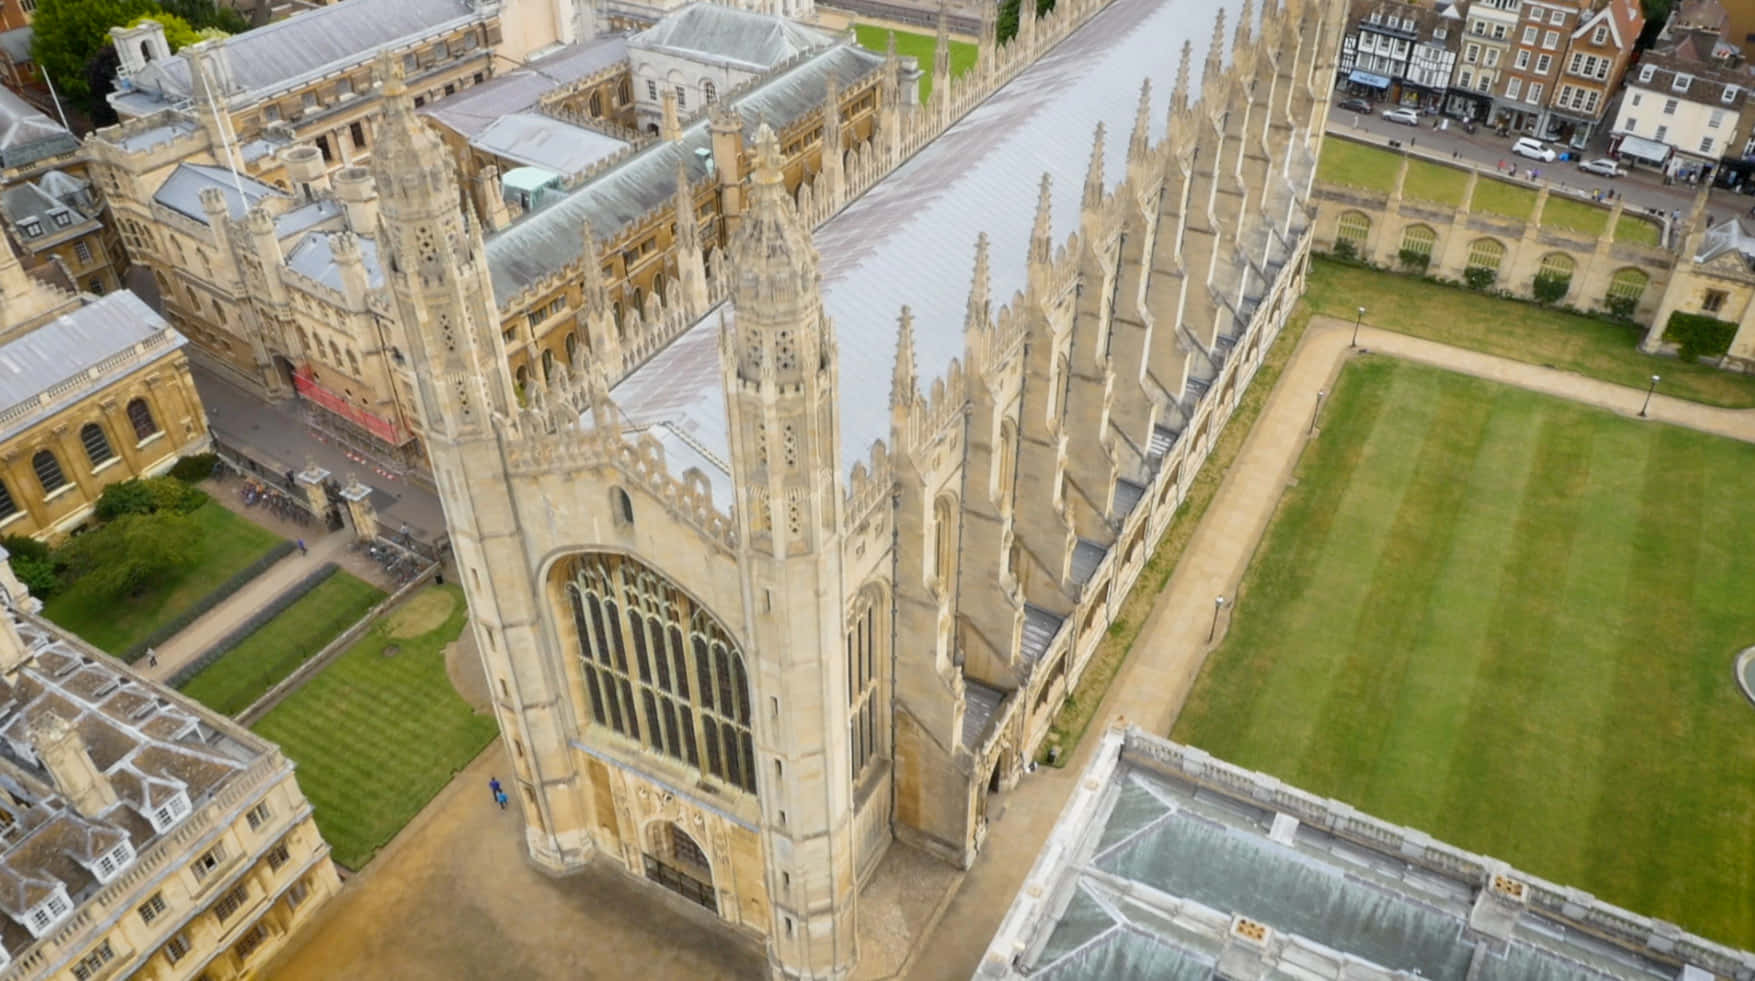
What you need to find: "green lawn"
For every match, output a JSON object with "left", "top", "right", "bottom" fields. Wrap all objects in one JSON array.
[
  {"left": 1539, "top": 195, "right": 1607, "bottom": 237},
  {"left": 853, "top": 24, "right": 978, "bottom": 102},
  {"left": 41, "top": 501, "right": 282, "bottom": 654},
  {"left": 1401, "top": 159, "right": 1466, "bottom": 207},
  {"left": 1616, "top": 212, "right": 1662, "bottom": 246},
  {"left": 1315, "top": 137, "right": 1401, "bottom": 190},
  {"left": 1469, "top": 177, "right": 1537, "bottom": 220},
  {"left": 1172, "top": 357, "right": 1755, "bottom": 948},
  {"left": 179, "top": 571, "right": 384, "bottom": 716},
  {"left": 1304, "top": 257, "right": 1755, "bottom": 407},
  {"left": 252, "top": 584, "right": 495, "bottom": 870}
]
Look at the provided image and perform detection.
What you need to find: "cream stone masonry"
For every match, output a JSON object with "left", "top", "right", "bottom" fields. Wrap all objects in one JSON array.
[{"left": 379, "top": 0, "right": 1347, "bottom": 976}]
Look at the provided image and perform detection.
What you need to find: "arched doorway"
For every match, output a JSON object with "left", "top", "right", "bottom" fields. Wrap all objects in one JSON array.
[{"left": 644, "top": 821, "right": 716, "bottom": 912}]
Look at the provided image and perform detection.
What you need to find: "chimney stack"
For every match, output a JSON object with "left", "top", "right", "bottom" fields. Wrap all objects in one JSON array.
[{"left": 30, "top": 713, "right": 119, "bottom": 819}]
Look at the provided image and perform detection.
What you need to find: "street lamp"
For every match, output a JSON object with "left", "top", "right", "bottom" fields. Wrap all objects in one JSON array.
[
  {"left": 1209, "top": 595, "right": 1227, "bottom": 643},
  {"left": 1310, "top": 389, "right": 1328, "bottom": 435},
  {"left": 1350, "top": 306, "right": 1366, "bottom": 348},
  {"left": 1639, "top": 374, "right": 1660, "bottom": 417}
]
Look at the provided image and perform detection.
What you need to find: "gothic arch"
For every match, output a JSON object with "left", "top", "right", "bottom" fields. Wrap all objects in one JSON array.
[
  {"left": 1336, "top": 210, "right": 1371, "bottom": 250},
  {"left": 1537, "top": 251, "right": 1575, "bottom": 278},
  {"left": 1606, "top": 266, "right": 1649, "bottom": 308},
  {"left": 1465, "top": 237, "right": 1506, "bottom": 273},
  {"left": 846, "top": 583, "right": 888, "bottom": 785},
  {"left": 932, "top": 494, "right": 958, "bottom": 589},
  {"left": 554, "top": 552, "right": 756, "bottom": 795},
  {"left": 642, "top": 819, "right": 717, "bottom": 912},
  {"left": 1399, "top": 223, "right": 1436, "bottom": 261}
]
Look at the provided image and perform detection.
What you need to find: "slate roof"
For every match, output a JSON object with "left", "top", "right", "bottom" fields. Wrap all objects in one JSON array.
[
  {"left": 0, "top": 88, "right": 76, "bottom": 170},
  {"left": 471, "top": 112, "right": 630, "bottom": 178},
  {"left": 1695, "top": 215, "right": 1755, "bottom": 261},
  {"left": 962, "top": 679, "right": 1005, "bottom": 751},
  {"left": 152, "top": 162, "right": 284, "bottom": 224},
  {"left": 285, "top": 231, "right": 386, "bottom": 294},
  {"left": 121, "top": 0, "right": 484, "bottom": 107},
  {"left": 0, "top": 27, "right": 32, "bottom": 65},
  {"left": 611, "top": 0, "right": 1236, "bottom": 481},
  {"left": 629, "top": 3, "right": 838, "bottom": 72},
  {"left": 423, "top": 37, "right": 631, "bottom": 141},
  {"left": 0, "top": 611, "right": 268, "bottom": 961},
  {"left": 484, "top": 40, "right": 883, "bottom": 302},
  {"left": 980, "top": 728, "right": 1752, "bottom": 980},
  {"left": 0, "top": 291, "right": 187, "bottom": 443},
  {"left": 1, "top": 181, "right": 94, "bottom": 251}
]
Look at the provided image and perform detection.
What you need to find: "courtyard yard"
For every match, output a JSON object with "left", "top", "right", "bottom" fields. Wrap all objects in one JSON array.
[
  {"left": 1304, "top": 257, "right": 1755, "bottom": 407},
  {"left": 1172, "top": 356, "right": 1755, "bottom": 947},
  {"left": 853, "top": 24, "right": 977, "bottom": 102},
  {"left": 252, "top": 584, "right": 497, "bottom": 869},
  {"left": 178, "top": 570, "right": 384, "bottom": 716},
  {"left": 41, "top": 500, "right": 283, "bottom": 656}
]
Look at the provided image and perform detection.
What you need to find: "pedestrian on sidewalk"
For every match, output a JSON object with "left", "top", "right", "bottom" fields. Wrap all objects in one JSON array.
[
  {"left": 489, "top": 776, "right": 503, "bottom": 804},
  {"left": 495, "top": 789, "right": 508, "bottom": 810},
  {"left": 296, "top": 538, "right": 307, "bottom": 555},
  {"left": 146, "top": 648, "right": 157, "bottom": 668}
]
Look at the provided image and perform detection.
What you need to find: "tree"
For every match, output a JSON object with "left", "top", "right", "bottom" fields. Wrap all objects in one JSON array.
[
  {"left": 81, "top": 42, "right": 121, "bottom": 127},
  {"left": 30, "top": 0, "right": 156, "bottom": 106},
  {"left": 124, "top": 10, "right": 199, "bottom": 49},
  {"left": 57, "top": 511, "right": 199, "bottom": 601},
  {"left": 1638, "top": 0, "right": 1672, "bottom": 49},
  {"left": 157, "top": 0, "right": 245, "bottom": 34}
]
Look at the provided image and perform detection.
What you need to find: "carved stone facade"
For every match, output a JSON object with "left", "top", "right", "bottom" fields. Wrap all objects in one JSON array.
[{"left": 376, "top": 0, "right": 1345, "bottom": 977}]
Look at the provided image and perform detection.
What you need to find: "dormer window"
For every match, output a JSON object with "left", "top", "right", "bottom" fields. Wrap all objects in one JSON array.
[
  {"left": 1725, "top": 85, "right": 1740, "bottom": 103},
  {"left": 91, "top": 841, "right": 134, "bottom": 883},
  {"left": 1674, "top": 72, "right": 1693, "bottom": 92},
  {"left": 1640, "top": 64, "right": 1655, "bottom": 83},
  {"left": 51, "top": 212, "right": 70, "bottom": 227},
  {"left": 19, "top": 219, "right": 39, "bottom": 237},
  {"left": 149, "top": 790, "right": 190, "bottom": 832},
  {"left": 23, "top": 886, "right": 71, "bottom": 937}
]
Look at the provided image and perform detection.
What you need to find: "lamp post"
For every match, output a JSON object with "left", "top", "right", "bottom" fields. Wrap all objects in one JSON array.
[
  {"left": 1209, "top": 596, "right": 1227, "bottom": 643},
  {"left": 1310, "top": 389, "right": 1328, "bottom": 435},
  {"left": 1639, "top": 373, "right": 1660, "bottom": 417},
  {"left": 1350, "top": 306, "right": 1365, "bottom": 348}
]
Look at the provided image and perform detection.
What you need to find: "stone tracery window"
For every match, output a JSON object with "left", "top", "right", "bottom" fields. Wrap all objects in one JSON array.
[
  {"left": 566, "top": 554, "right": 756, "bottom": 794},
  {"left": 847, "top": 590, "right": 882, "bottom": 782}
]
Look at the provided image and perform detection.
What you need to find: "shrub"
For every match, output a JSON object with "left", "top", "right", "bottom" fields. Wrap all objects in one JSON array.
[
  {"left": 1603, "top": 294, "right": 1638, "bottom": 320},
  {"left": 1, "top": 535, "right": 60, "bottom": 598},
  {"left": 169, "top": 453, "right": 218, "bottom": 483},
  {"left": 1331, "top": 239, "right": 1359, "bottom": 261},
  {"left": 1463, "top": 266, "right": 1497, "bottom": 291},
  {"left": 1397, "top": 248, "right": 1431, "bottom": 272},
  {"left": 94, "top": 477, "right": 207, "bottom": 520},
  {"left": 56, "top": 511, "right": 200, "bottom": 602},
  {"left": 1532, "top": 272, "right": 1571, "bottom": 305},
  {"left": 1663, "top": 311, "right": 1738, "bottom": 363}
]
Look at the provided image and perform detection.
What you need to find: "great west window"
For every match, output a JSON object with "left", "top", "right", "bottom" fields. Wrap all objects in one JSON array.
[{"left": 566, "top": 554, "right": 757, "bottom": 793}]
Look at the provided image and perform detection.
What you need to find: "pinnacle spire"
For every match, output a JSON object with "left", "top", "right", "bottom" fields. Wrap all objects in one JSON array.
[
  {"left": 886, "top": 29, "right": 898, "bottom": 60},
  {"left": 1128, "top": 78, "right": 1153, "bottom": 164},
  {"left": 1203, "top": 8, "right": 1227, "bottom": 89},
  {"left": 1234, "top": 0, "right": 1253, "bottom": 48},
  {"left": 1173, "top": 40, "right": 1192, "bottom": 114},
  {"left": 580, "top": 219, "right": 608, "bottom": 310},
  {"left": 1082, "top": 122, "right": 1106, "bottom": 212},
  {"left": 965, "top": 233, "right": 991, "bottom": 329},
  {"left": 673, "top": 162, "right": 698, "bottom": 251},
  {"left": 891, "top": 306, "right": 917, "bottom": 412},
  {"left": 751, "top": 123, "right": 785, "bottom": 190},
  {"left": 1031, "top": 173, "right": 1054, "bottom": 265}
]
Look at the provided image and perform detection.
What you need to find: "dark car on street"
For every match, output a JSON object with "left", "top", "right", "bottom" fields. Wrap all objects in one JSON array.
[{"left": 1337, "top": 97, "right": 1373, "bottom": 114}]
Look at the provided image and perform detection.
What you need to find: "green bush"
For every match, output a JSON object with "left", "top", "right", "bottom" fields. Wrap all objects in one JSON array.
[
  {"left": 1397, "top": 248, "right": 1431, "bottom": 272},
  {"left": 56, "top": 511, "right": 200, "bottom": 602},
  {"left": 119, "top": 540, "right": 296, "bottom": 663},
  {"left": 1331, "top": 239, "right": 1359, "bottom": 261},
  {"left": 1663, "top": 311, "right": 1737, "bottom": 363},
  {"left": 1532, "top": 272, "right": 1571, "bottom": 305},
  {"left": 1463, "top": 266, "right": 1497, "bottom": 291},
  {"left": 169, "top": 453, "right": 218, "bottom": 483},
  {"left": 1603, "top": 294, "right": 1638, "bottom": 320},
  {"left": 1, "top": 535, "right": 58, "bottom": 598},
  {"left": 94, "top": 477, "right": 207, "bottom": 520}
]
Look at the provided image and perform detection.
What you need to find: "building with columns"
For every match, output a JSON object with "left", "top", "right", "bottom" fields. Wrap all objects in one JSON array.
[
  {"left": 368, "top": 0, "right": 1344, "bottom": 974},
  {"left": 0, "top": 563, "right": 338, "bottom": 981}
]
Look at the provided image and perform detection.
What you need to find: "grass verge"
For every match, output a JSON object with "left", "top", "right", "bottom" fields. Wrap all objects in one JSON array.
[
  {"left": 41, "top": 501, "right": 281, "bottom": 654},
  {"left": 252, "top": 584, "right": 497, "bottom": 869},
  {"left": 179, "top": 571, "right": 384, "bottom": 716},
  {"left": 1037, "top": 305, "right": 1315, "bottom": 765},
  {"left": 852, "top": 24, "right": 977, "bottom": 102}
]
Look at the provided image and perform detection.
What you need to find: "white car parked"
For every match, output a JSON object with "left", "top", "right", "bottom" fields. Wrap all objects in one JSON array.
[
  {"left": 1511, "top": 137, "right": 1558, "bottom": 162},
  {"left": 1382, "top": 107, "right": 1421, "bottom": 126},
  {"left": 1577, "top": 157, "right": 1626, "bottom": 178}
]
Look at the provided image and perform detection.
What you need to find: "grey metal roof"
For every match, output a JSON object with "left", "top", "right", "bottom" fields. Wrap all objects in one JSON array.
[
  {"left": 123, "top": 0, "right": 481, "bottom": 106},
  {"left": 1112, "top": 480, "right": 1145, "bottom": 520},
  {"left": 471, "top": 112, "right": 629, "bottom": 178},
  {"left": 1070, "top": 540, "right": 1106, "bottom": 587},
  {"left": 486, "top": 40, "right": 882, "bottom": 301},
  {"left": 0, "top": 291, "right": 186, "bottom": 441},
  {"left": 985, "top": 729, "right": 1737, "bottom": 980},
  {"left": 0, "top": 26, "right": 32, "bottom": 64},
  {"left": 0, "top": 87, "right": 76, "bottom": 169},
  {"left": 285, "top": 232, "right": 386, "bottom": 293},
  {"left": 611, "top": 0, "right": 1236, "bottom": 481},
  {"left": 962, "top": 678, "right": 1005, "bottom": 751},
  {"left": 152, "top": 162, "right": 283, "bottom": 224},
  {"left": 1696, "top": 216, "right": 1755, "bottom": 262},
  {"left": 274, "top": 198, "right": 342, "bottom": 238},
  {"left": 1020, "top": 605, "right": 1064, "bottom": 665},
  {"left": 423, "top": 37, "right": 630, "bottom": 140},
  {"left": 110, "top": 115, "right": 200, "bottom": 153},
  {"left": 629, "top": 3, "right": 837, "bottom": 72},
  {"left": 1, "top": 182, "right": 93, "bottom": 249}
]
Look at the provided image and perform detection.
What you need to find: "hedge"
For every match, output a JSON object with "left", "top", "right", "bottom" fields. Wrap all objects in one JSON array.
[
  {"left": 168, "top": 562, "right": 340, "bottom": 688},
  {"left": 1663, "top": 311, "right": 1738, "bottom": 363},
  {"left": 120, "top": 540, "right": 297, "bottom": 663}
]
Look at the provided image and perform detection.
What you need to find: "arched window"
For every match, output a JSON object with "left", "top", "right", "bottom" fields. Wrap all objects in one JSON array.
[
  {"left": 0, "top": 480, "right": 16, "bottom": 518},
  {"left": 702, "top": 79, "right": 717, "bottom": 103},
  {"left": 541, "top": 348, "right": 556, "bottom": 384},
  {"left": 564, "top": 331, "right": 580, "bottom": 365},
  {"left": 1606, "top": 267, "right": 1649, "bottom": 309},
  {"left": 588, "top": 90, "right": 603, "bottom": 116},
  {"left": 617, "top": 77, "right": 632, "bottom": 105},
  {"left": 1399, "top": 223, "right": 1436, "bottom": 262},
  {"left": 611, "top": 487, "right": 634, "bottom": 526},
  {"left": 126, "top": 398, "right": 159, "bottom": 441},
  {"left": 565, "top": 554, "right": 755, "bottom": 793},
  {"left": 932, "top": 496, "right": 957, "bottom": 588},
  {"left": 1538, "top": 252, "right": 1575, "bottom": 279},
  {"left": 847, "top": 589, "right": 883, "bottom": 782},
  {"left": 644, "top": 821, "right": 715, "bottom": 911},
  {"left": 79, "top": 423, "right": 115, "bottom": 468},
  {"left": 995, "top": 420, "right": 1017, "bottom": 507},
  {"left": 32, "top": 450, "right": 65, "bottom": 494},
  {"left": 1336, "top": 210, "right": 1371, "bottom": 250},
  {"left": 1465, "top": 237, "right": 1505, "bottom": 273}
]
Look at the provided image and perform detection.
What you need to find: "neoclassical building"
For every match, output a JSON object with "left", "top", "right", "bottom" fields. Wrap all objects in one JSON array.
[{"left": 371, "top": 0, "right": 1343, "bottom": 975}]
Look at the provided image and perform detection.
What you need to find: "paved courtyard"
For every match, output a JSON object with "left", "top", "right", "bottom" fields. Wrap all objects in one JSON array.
[{"left": 264, "top": 316, "right": 1755, "bottom": 980}]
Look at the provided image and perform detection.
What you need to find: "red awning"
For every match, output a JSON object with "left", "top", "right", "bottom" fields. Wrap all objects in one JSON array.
[{"left": 293, "top": 366, "right": 412, "bottom": 446}]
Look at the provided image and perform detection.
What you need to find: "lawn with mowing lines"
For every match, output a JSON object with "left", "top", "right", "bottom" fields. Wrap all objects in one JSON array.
[
  {"left": 1401, "top": 158, "right": 1467, "bottom": 206},
  {"left": 852, "top": 25, "right": 976, "bottom": 102},
  {"left": 179, "top": 571, "right": 383, "bottom": 716},
  {"left": 1468, "top": 177, "right": 1537, "bottom": 220},
  {"left": 1314, "top": 137, "right": 1401, "bottom": 189},
  {"left": 43, "top": 501, "right": 282, "bottom": 655},
  {"left": 1172, "top": 357, "right": 1755, "bottom": 947},
  {"left": 252, "top": 584, "right": 496, "bottom": 869},
  {"left": 1303, "top": 257, "right": 1755, "bottom": 407}
]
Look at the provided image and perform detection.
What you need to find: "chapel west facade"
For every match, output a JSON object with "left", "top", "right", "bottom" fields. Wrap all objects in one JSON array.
[{"left": 369, "top": 0, "right": 1344, "bottom": 975}]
